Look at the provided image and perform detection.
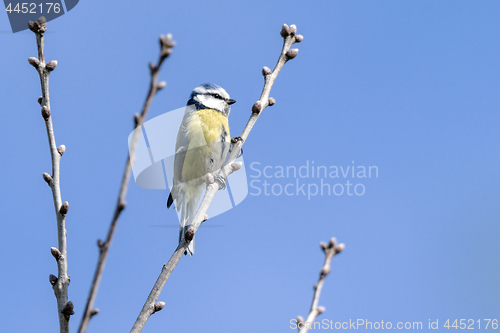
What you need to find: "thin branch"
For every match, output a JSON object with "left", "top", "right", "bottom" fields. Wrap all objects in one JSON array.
[
  {"left": 28, "top": 16, "right": 72, "bottom": 333},
  {"left": 78, "top": 34, "right": 175, "bottom": 333},
  {"left": 129, "top": 23, "right": 304, "bottom": 333},
  {"left": 296, "top": 238, "right": 345, "bottom": 333}
]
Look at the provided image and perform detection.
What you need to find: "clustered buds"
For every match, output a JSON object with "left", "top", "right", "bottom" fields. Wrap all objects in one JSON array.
[
  {"left": 62, "top": 301, "right": 75, "bottom": 321},
  {"left": 252, "top": 101, "right": 262, "bottom": 114},
  {"left": 43, "top": 172, "right": 52, "bottom": 184},
  {"left": 46, "top": 60, "right": 58, "bottom": 72},
  {"left": 28, "top": 16, "right": 47, "bottom": 35},
  {"left": 321, "top": 237, "right": 345, "bottom": 254},
  {"left": 153, "top": 301, "right": 165, "bottom": 313},
  {"left": 281, "top": 23, "right": 301, "bottom": 40},
  {"left": 59, "top": 201, "right": 69, "bottom": 216},
  {"left": 159, "top": 34, "right": 176, "bottom": 59},
  {"left": 280, "top": 24, "right": 290, "bottom": 37},
  {"left": 280, "top": 23, "right": 303, "bottom": 61},
  {"left": 41, "top": 106, "right": 50, "bottom": 120}
]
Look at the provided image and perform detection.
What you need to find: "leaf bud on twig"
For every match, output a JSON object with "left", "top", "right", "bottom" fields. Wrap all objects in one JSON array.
[
  {"left": 62, "top": 301, "right": 75, "bottom": 321},
  {"left": 59, "top": 201, "right": 69, "bottom": 215},
  {"left": 157, "top": 81, "right": 167, "bottom": 90},
  {"left": 49, "top": 274, "right": 58, "bottom": 286},
  {"left": 41, "top": 106, "right": 51, "bottom": 120},
  {"left": 280, "top": 24, "right": 290, "bottom": 37},
  {"left": 46, "top": 60, "right": 57, "bottom": 72},
  {"left": 335, "top": 243, "right": 345, "bottom": 254},
  {"left": 43, "top": 172, "right": 52, "bottom": 184},
  {"left": 252, "top": 101, "right": 262, "bottom": 114},
  {"left": 50, "top": 247, "right": 62, "bottom": 260},
  {"left": 262, "top": 66, "right": 272, "bottom": 76},
  {"left": 57, "top": 145, "right": 66, "bottom": 156},
  {"left": 286, "top": 49, "right": 299, "bottom": 60},
  {"left": 153, "top": 302, "right": 165, "bottom": 313},
  {"left": 28, "top": 57, "right": 40, "bottom": 68}
]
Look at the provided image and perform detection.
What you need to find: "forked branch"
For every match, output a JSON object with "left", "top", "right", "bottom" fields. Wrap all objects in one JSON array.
[{"left": 130, "top": 23, "right": 304, "bottom": 333}]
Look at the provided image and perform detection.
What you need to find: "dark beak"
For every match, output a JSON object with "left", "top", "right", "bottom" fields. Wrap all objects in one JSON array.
[{"left": 227, "top": 99, "right": 236, "bottom": 105}]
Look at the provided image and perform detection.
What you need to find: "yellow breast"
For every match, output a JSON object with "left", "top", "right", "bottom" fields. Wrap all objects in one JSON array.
[
  {"left": 181, "top": 109, "right": 230, "bottom": 182},
  {"left": 197, "top": 108, "right": 230, "bottom": 142}
]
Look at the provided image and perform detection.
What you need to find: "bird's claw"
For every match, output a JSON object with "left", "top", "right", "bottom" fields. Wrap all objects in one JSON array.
[
  {"left": 231, "top": 136, "right": 243, "bottom": 144},
  {"left": 230, "top": 136, "right": 244, "bottom": 157},
  {"left": 215, "top": 175, "right": 226, "bottom": 190}
]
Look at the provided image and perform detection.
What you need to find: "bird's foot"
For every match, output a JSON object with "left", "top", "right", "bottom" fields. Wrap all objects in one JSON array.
[{"left": 230, "top": 136, "right": 244, "bottom": 157}]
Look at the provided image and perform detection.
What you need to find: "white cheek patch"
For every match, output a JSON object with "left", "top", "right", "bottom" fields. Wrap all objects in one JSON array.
[{"left": 196, "top": 95, "right": 225, "bottom": 112}]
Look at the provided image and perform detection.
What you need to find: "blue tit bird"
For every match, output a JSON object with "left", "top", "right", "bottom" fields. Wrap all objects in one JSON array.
[{"left": 167, "top": 83, "right": 236, "bottom": 256}]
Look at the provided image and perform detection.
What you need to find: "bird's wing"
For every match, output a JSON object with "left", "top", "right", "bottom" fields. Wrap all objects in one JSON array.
[
  {"left": 168, "top": 108, "right": 194, "bottom": 209},
  {"left": 170, "top": 107, "right": 208, "bottom": 209}
]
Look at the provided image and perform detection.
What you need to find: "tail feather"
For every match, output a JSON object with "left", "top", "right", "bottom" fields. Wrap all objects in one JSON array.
[
  {"left": 167, "top": 192, "right": 174, "bottom": 208},
  {"left": 179, "top": 194, "right": 197, "bottom": 256}
]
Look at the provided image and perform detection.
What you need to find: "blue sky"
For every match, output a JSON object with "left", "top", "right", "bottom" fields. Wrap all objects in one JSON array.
[{"left": 1, "top": 1, "right": 499, "bottom": 332}]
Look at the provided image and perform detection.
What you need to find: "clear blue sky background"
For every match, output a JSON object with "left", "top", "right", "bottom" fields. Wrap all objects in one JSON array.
[{"left": 1, "top": 1, "right": 499, "bottom": 332}]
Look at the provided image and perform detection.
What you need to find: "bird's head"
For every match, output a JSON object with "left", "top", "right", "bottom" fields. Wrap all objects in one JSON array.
[{"left": 187, "top": 83, "right": 236, "bottom": 116}]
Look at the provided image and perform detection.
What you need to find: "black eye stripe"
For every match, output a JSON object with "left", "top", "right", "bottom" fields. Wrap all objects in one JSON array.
[{"left": 203, "top": 92, "right": 225, "bottom": 100}]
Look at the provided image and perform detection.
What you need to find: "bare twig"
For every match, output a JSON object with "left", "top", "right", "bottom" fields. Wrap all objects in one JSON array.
[
  {"left": 129, "top": 23, "right": 303, "bottom": 333},
  {"left": 28, "top": 16, "right": 71, "bottom": 333},
  {"left": 78, "top": 34, "right": 175, "bottom": 333},
  {"left": 296, "top": 238, "right": 345, "bottom": 333}
]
